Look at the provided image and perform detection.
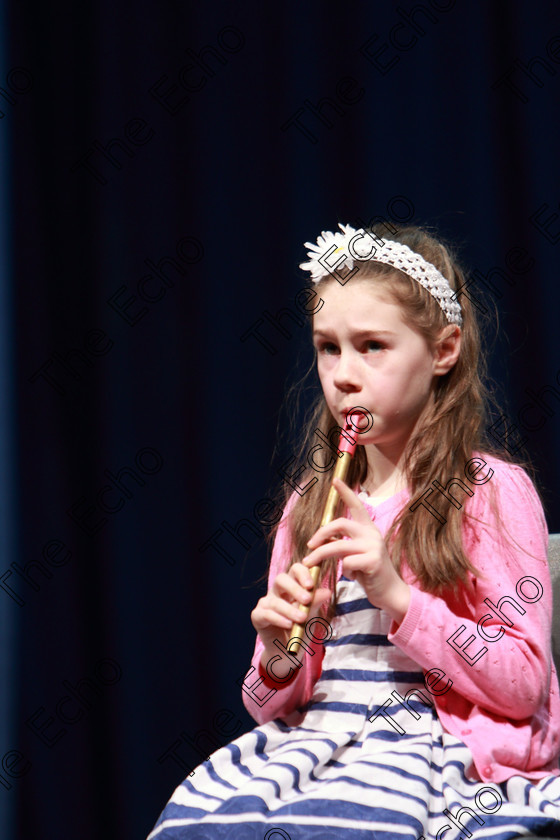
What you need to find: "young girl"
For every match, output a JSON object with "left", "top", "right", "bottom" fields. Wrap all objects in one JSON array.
[{"left": 148, "top": 223, "right": 560, "bottom": 840}]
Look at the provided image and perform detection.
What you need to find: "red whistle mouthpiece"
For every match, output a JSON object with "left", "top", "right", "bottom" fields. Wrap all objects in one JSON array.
[{"left": 339, "top": 410, "right": 364, "bottom": 455}]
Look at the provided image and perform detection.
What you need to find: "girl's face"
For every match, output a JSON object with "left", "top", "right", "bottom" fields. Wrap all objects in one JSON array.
[{"left": 313, "top": 278, "right": 459, "bottom": 455}]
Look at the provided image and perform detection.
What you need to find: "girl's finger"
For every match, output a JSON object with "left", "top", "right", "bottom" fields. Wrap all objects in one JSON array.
[
  {"left": 253, "top": 603, "right": 295, "bottom": 631},
  {"left": 272, "top": 571, "right": 313, "bottom": 605},
  {"left": 290, "top": 562, "right": 315, "bottom": 589},
  {"left": 307, "top": 516, "right": 360, "bottom": 548},
  {"left": 311, "top": 586, "right": 332, "bottom": 606},
  {"left": 262, "top": 609, "right": 293, "bottom": 629},
  {"left": 270, "top": 595, "right": 309, "bottom": 624},
  {"left": 342, "top": 553, "right": 379, "bottom": 576},
  {"left": 332, "top": 477, "right": 375, "bottom": 524},
  {"left": 302, "top": 538, "right": 357, "bottom": 567}
]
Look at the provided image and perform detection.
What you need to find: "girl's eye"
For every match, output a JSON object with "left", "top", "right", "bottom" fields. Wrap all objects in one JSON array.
[
  {"left": 317, "top": 342, "right": 338, "bottom": 355},
  {"left": 364, "top": 340, "right": 384, "bottom": 352}
]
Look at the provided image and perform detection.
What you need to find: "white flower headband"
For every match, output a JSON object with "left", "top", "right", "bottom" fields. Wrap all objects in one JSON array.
[{"left": 299, "top": 223, "right": 463, "bottom": 327}]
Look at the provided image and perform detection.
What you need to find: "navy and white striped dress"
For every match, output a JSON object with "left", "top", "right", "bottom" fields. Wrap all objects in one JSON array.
[{"left": 148, "top": 573, "right": 560, "bottom": 840}]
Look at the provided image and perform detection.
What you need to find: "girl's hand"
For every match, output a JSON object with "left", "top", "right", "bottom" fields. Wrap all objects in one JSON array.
[
  {"left": 251, "top": 562, "right": 332, "bottom": 662},
  {"left": 303, "top": 477, "right": 411, "bottom": 624}
]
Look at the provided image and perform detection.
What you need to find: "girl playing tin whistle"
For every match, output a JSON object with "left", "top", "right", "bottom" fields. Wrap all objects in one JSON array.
[{"left": 149, "top": 223, "right": 560, "bottom": 840}]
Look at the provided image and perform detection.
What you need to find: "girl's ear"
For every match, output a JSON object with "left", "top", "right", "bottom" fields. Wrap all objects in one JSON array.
[{"left": 433, "top": 325, "right": 461, "bottom": 376}]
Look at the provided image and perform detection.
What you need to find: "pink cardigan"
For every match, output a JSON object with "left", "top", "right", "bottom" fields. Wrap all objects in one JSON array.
[{"left": 241, "top": 454, "right": 560, "bottom": 784}]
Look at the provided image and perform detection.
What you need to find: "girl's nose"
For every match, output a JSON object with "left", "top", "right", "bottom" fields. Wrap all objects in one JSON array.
[{"left": 333, "top": 352, "right": 361, "bottom": 392}]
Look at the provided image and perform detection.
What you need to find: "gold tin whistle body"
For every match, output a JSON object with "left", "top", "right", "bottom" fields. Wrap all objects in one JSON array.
[{"left": 289, "top": 449, "right": 354, "bottom": 653}]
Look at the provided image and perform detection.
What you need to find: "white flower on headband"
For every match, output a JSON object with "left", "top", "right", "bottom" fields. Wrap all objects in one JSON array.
[
  {"left": 299, "top": 222, "right": 463, "bottom": 326},
  {"left": 300, "top": 223, "right": 377, "bottom": 281}
]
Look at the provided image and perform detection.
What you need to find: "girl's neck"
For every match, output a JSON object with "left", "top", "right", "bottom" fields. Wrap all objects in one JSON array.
[
  {"left": 361, "top": 443, "right": 407, "bottom": 498},
  {"left": 360, "top": 477, "right": 405, "bottom": 500}
]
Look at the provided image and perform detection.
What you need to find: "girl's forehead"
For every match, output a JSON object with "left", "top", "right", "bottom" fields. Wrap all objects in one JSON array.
[
  {"left": 316, "top": 275, "right": 396, "bottom": 302},
  {"left": 313, "top": 280, "right": 404, "bottom": 328}
]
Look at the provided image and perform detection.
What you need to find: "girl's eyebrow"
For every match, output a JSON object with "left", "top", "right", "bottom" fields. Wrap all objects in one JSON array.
[{"left": 312, "top": 329, "right": 397, "bottom": 338}]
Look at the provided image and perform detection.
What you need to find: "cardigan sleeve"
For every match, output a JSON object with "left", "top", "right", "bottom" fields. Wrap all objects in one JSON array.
[
  {"left": 388, "top": 459, "right": 553, "bottom": 720},
  {"left": 240, "top": 493, "right": 325, "bottom": 725}
]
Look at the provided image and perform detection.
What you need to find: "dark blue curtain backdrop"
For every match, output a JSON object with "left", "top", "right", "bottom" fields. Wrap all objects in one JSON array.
[
  {"left": 4, "top": 0, "right": 560, "bottom": 837},
  {"left": 0, "top": 0, "right": 17, "bottom": 837}
]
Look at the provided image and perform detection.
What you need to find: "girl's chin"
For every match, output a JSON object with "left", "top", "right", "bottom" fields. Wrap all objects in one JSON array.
[
  {"left": 355, "top": 427, "right": 402, "bottom": 447},
  {"left": 352, "top": 432, "right": 383, "bottom": 447}
]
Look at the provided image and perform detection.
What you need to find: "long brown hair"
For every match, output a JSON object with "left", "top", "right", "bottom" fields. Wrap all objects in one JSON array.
[{"left": 268, "top": 223, "right": 536, "bottom": 622}]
